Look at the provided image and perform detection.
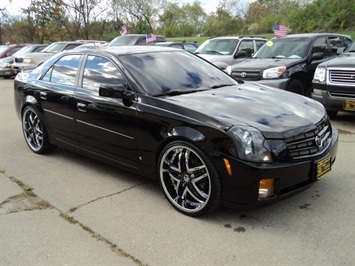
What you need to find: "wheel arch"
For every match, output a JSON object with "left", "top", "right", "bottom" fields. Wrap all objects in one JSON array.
[
  {"left": 155, "top": 126, "right": 207, "bottom": 168},
  {"left": 287, "top": 71, "right": 312, "bottom": 96},
  {"left": 21, "top": 95, "right": 43, "bottom": 116}
]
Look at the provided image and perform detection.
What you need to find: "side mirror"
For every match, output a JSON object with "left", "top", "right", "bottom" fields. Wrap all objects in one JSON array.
[
  {"left": 234, "top": 50, "right": 247, "bottom": 58},
  {"left": 99, "top": 84, "right": 135, "bottom": 107},
  {"left": 311, "top": 52, "right": 323, "bottom": 60},
  {"left": 99, "top": 84, "right": 126, "bottom": 98}
]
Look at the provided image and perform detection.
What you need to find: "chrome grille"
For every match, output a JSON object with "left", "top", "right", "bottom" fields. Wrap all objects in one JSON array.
[
  {"left": 285, "top": 117, "right": 331, "bottom": 159},
  {"left": 230, "top": 70, "right": 261, "bottom": 81},
  {"left": 328, "top": 69, "right": 355, "bottom": 85}
]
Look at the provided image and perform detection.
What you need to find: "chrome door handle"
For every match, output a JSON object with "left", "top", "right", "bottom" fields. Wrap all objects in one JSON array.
[
  {"left": 77, "top": 102, "right": 87, "bottom": 112},
  {"left": 40, "top": 91, "right": 47, "bottom": 100}
]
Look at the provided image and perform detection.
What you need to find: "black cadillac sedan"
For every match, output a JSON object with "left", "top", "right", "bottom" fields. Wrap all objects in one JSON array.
[{"left": 14, "top": 46, "right": 338, "bottom": 217}]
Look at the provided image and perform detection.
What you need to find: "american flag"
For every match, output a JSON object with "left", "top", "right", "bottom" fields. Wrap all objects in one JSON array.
[
  {"left": 120, "top": 26, "right": 127, "bottom": 36},
  {"left": 273, "top": 24, "right": 287, "bottom": 38},
  {"left": 146, "top": 33, "right": 156, "bottom": 44}
]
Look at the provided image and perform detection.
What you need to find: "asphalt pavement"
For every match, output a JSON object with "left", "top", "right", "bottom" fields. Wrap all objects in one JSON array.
[{"left": 1, "top": 78, "right": 354, "bottom": 265}]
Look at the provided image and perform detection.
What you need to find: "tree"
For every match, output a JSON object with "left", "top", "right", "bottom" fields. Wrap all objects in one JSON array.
[
  {"left": 21, "top": 0, "right": 66, "bottom": 42},
  {"left": 110, "top": 0, "right": 162, "bottom": 34},
  {"left": 63, "top": 0, "right": 108, "bottom": 40}
]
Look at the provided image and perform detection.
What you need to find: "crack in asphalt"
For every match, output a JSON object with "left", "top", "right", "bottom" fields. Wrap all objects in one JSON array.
[
  {"left": 68, "top": 178, "right": 151, "bottom": 213},
  {"left": 0, "top": 172, "right": 149, "bottom": 266}
]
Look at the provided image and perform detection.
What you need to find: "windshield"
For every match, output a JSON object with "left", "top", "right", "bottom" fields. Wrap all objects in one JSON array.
[
  {"left": 108, "top": 36, "right": 141, "bottom": 46},
  {"left": 12, "top": 46, "right": 32, "bottom": 56},
  {"left": 119, "top": 51, "right": 237, "bottom": 96},
  {"left": 42, "top": 43, "right": 66, "bottom": 53},
  {"left": 253, "top": 38, "right": 311, "bottom": 59},
  {"left": 194, "top": 39, "right": 239, "bottom": 55},
  {"left": 346, "top": 42, "right": 355, "bottom": 52}
]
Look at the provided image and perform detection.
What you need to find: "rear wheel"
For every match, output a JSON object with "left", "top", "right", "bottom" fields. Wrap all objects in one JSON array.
[
  {"left": 22, "top": 106, "right": 56, "bottom": 154},
  {"left": 158, "top": 141, "right": 222, "bottom": 217}
]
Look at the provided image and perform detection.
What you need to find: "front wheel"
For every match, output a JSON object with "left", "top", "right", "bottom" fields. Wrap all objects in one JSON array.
[
  {"left": 158, "top": 141, "right": 222, "bottom": 217},
  {"left": 22, "top": 106, "right": 56, "bottom": 154},
  {"left": 287, "top": 79, "right": 305, "bottom": 95},
  {"left": 326, "top": 110, "right": 338, "bottom": 119}
]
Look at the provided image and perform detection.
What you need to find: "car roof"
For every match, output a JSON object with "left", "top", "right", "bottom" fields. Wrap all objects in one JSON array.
[
  {"left": 209, "top": 36, "right": 268, "bottom": 40},
  {"left": 118, "top": 34, "right": 165, "bottom": 37},
  {"left": 274, "top": 33, "right": 352, "bottom": 39},
  {"left": 65, "top": 45, "right": 183, "bottom": 56}
]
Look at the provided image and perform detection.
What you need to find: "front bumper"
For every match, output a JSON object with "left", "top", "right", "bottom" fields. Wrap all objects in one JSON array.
[
  {"left": 0, "top": 68, "right": 14, "bottom": 77},
  {"left": 312, "top": 84, "right": 355, "bottom": 113},
  {"left": 215, "top": 127, "right": 338, "bottom": 207},
  {"left": 12, "top": 63, "right": 36, "bottom": 74}
]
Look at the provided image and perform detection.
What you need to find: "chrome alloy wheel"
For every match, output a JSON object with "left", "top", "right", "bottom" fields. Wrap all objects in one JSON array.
[
  {"left": 22, "top": 107, "right": 44, "bottom": 152},
  {"left": 159, "top": 142, "right": 217, "bottom": 215}
]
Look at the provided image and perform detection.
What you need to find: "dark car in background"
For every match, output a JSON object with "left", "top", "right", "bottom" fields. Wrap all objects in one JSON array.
[
  {"left": 108, "top": 34, "right": 167, "bottom": 46},
  {"left": 312, "top": 42, "right": 355, "bottom": 118},
  {"left": 227, "top": 33, "right": 352, "bottom": 96},
  {"left": 14, "top": 46, "right": 338, "bottom": 216},
  {"left": 194, "top": 36, "right": 268, "bottom": 70}
]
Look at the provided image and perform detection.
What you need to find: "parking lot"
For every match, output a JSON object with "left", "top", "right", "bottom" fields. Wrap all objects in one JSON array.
[{"left": 1, "top": 78, "right": 354, "bottom": 265}]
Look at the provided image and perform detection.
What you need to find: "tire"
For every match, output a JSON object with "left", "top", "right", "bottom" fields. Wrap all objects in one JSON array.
[
  {"left": 326, "top": 110, "right": 338, "bottom": 119},
  {"left": 22, "top": 106, "right": 56, "bottom": 154},
  {"left": 287, "top": 79, "right": 305, "bottom": 95},
  {"left": 158, "top": 140, "right": 222, "bottom": 217}
]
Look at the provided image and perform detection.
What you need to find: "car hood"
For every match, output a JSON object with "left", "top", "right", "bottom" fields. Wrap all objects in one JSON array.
[
  {"left": 16, "top": 51, "right": 54, "bottom": 60},
  {"left": 197, "top": 54, "right": 231, "bottom": 61},
  {"left": 196, "top": 54, "right": 248, "bottom": 69},
  {"left": 163, "top": 83, "right": 325, "bottom": 139},
  {"left": 232, "top": 58, "right": 305, "bottom": 71},
  {"left": 319, "top": 53, "right": 355, "bottom": 68}
]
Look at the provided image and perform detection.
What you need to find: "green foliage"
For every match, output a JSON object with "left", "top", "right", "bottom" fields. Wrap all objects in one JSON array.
[{"left": 288, "top": 0, "right": 355, "bottom": 32}]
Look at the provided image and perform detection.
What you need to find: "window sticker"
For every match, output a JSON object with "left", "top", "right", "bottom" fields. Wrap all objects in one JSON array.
[{"left": 266, "top": 41, "right": 273, "bottom": 47}]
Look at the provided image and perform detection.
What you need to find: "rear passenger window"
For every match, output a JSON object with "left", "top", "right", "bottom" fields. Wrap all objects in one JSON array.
[
  {"left": 42, "top": 54, "right": 81, "bottom": 86},
  {"left": 328, "top": 36, "right": 346, "bottom": 55}
]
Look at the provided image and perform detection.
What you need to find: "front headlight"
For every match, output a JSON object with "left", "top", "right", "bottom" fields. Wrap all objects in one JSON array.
[
  {"left": 263, "top": 66, "right": 286, "bottom": 79},
  {"left": 228, "top": 126, "right": 272, "bottom": 163},
  {"left": 23, "top": 58, "right": 35, "bottom": 64},
  {"left": 313, "top": 66, "right": 326, "bottom": 83},
  {"left": 225, "top": 65, "right": 232, "bottom": 75}
]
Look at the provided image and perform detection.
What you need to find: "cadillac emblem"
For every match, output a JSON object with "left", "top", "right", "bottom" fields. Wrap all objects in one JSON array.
[{"left": 315, "top": 135, "right": 323, "bottom": 148}]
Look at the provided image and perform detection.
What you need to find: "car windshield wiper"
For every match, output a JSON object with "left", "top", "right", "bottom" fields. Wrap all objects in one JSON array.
[
  {"left": 206, "top": 50, "right": 222, "bottom": 55},
  {"left": 211, "top": 84, "right": 235, "bottom": 89},
  {"left": 155, "top": 89, "right": 207, "bottom": 97}
]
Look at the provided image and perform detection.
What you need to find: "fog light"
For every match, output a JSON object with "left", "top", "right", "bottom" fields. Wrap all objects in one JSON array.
[
  {"left": 259, "top": 178, "right": 275, "bottom": 199},
  {"left": 313, "top": 89, "right": 322, "bottom": 96}
]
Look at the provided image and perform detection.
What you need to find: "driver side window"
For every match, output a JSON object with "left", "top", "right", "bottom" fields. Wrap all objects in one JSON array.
[{"left": 82, "top": 56, "right": 126, "bottom": 92}]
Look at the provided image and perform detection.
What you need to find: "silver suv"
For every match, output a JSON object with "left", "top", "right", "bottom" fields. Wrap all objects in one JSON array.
[
  {"left": 12, "top": 41, "right": 84, "bottom": 74},
  {"left": 194, "top": 36, "right": 267, "bottom": 70}
]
